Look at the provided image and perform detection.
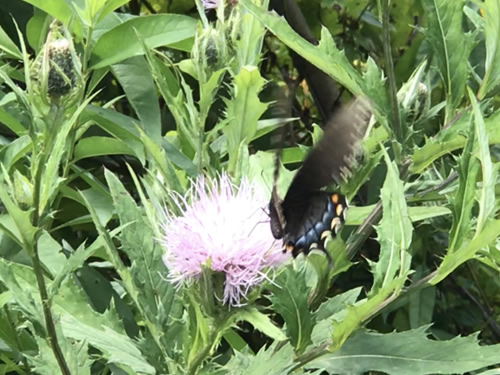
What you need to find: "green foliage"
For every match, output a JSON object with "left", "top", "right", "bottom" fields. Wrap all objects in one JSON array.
[
  {"left": 0, "top": 0, "right": 499, "bottom": 374},
  {"left": 270, "top": 269, "right": 315, "bottom": 354}
]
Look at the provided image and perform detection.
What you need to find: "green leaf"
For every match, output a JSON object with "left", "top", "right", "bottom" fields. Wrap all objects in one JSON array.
[
  {"left": 223, "top": 66, "right": 268, "bottom": 175},
  {"left": 308, "top": 327, "right": 500, "bottom": 375},
  {"left": 468, "top": 88, "right": 497, "bottom": 234},
  {"left": 82, "top": 105, "right": 146, "bottom": 163},
  {"left": 111, "top": 56, "right": 162, "bottom": 145},
  {"left": 0, "top": 135, "right": 31, "bottom": 171},
  {"left": 0, "top": 25, "right": 22, "bottom": 59},
  {"left": 105, "top": 169, "right": 182, "bottom": 356},
  {"left": 478, "top": 0, "right": 500, "bottom": 98},
  {"left": 410, "top": 108, "right": 500, "bottom": 172},
  {"left": 73, "top": 0, "right": 129, "bottom": 25},
  {"left": 61, "top": 315, "right": 155, "bottom": 374},
  {"left": 346, "top": 205, "right": 451, "bottom": 225},
  {"left": 421, "top": 0, "right": 473, "bottom": 120},
  {"left": 0, "top": 106, "right": 27, "bottom": 136},
  {"left": 269, "top": 269, "right": 315, "bottom": 354},
  {"left": 448, "top": 113, "right": 478, "bottom": 253},
  {"left": 37, "top": 231, "right": 66, "bottom": 277},
  {"left": 431, "top": 219, "right": 500, "bottom": 284},
  {"left": 223, "top": 342, "right": 294, "bottom": 375},
  {"left": 409, "top": 266, "right": 436, "bottom": 329},
  {"left": 331, "top": 278, "right": 404, "bottom": 350},
  {"left": 232, "top": 1, "right": 267, "bottom": 69},
  {"left": 237, "top": 307, "right": 287, "bottom": 341},
  {"left": 239, "top": 0, "right": 364, "bottom": 97},
  {"left": 311, "top": 288, "right": 362, "bottom": 344},
  {"left": 139, "top": 129, "right": 182, "bottom": 192},
  {"left": 372, "top": 149, "right": 412, "bottom": 291},
  {"left": 19, "top": 0, "right": 73, "bottom": 25},
  {"left": 0, "top": 173, "right": 37, "bottom": 252},
  {"left": 0, "top": 259, "right": 42, "bottom": 323},
  {"left": 29, "top": 335, "right": 92, "bottom": 375},
  {"left": 73, "top": 136, "right": 135, "bottom": 161},
  {"left": 39, "top": 94, "right": 96, "bottom": 216},
  {"left": 90, "top": 14, "right": 197, "bottom": 69}
]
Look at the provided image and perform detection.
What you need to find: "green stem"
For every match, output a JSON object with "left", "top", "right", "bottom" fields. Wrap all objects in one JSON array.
[
  {"left": 29, "top": 115, "right": 72, "bottom": 375},
  {"left": 381, "top": 0, "right": 403, "bottom": 158}
]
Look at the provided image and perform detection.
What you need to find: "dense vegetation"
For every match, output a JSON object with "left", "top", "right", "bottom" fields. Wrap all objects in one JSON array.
[{"left": 0, "top": 0, "right": 499, "bottom": 374}]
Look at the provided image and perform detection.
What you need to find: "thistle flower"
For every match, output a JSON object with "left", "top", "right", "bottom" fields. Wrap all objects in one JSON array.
[{"left": 161, "top": 174, "right": 287, "bottom": 306}]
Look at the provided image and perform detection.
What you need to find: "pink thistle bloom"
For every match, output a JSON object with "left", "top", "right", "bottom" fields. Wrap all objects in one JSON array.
[
  {"left": 201, "top": 0, "right": 218, "bottom": 9},
  {"left": 161, "top": 174, "right": 287, "bottom": 306}
]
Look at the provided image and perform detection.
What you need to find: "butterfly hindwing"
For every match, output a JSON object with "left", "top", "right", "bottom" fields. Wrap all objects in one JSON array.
[{"left": 282, "top": 192, "right": 346, "bottom": 258}]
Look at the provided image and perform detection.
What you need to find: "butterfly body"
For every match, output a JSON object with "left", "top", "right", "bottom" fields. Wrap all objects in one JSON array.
[{"left": 270, "top": 98, "right": 370, "bottom": 261}]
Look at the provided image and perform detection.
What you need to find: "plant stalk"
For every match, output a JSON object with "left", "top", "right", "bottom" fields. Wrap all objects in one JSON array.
[
  {"left": 30, "top": 123, "right": 72, "bottom": 375},
  {"left": 381, "top": 0, "right": 403, "bottom": 156}
]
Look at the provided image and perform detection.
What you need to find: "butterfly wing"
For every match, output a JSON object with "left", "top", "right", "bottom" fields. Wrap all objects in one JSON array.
[
  {"left": 284, "top": 98, "right": 371, "bottom": 202},
  {"left": 270, "top": 98, "right": 370, "bottom": 260}
]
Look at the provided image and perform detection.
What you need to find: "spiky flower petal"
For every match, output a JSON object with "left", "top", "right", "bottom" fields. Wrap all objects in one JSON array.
[{"left": 161, "top": 174, "right": 286, "bottom": 306}]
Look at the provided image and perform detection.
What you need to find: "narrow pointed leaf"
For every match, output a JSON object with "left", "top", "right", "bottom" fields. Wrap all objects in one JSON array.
[
  {"left": 448, "top": 112, "right": 478, "bottom": 253},
  {"left": 372, "top": 149, "right": 412, "bottom": 291},
  {"left": 421, "top": 0, "right": 473, "bottom": 120},
  {"left": 468, "top": 88, "right": 497, "bottom": 234}
]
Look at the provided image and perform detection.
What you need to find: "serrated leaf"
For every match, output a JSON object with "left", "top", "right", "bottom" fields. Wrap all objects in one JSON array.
[
  {"left": 479, "top": 0, "right": 500, "bottom": 98},
  {"left": 330, "top": 279, "right": 400, "bottom": 350},
  {"left": 105, "top": 169, "right": 182, "bottom": 356},
  {"left": 239, "top": 0, "right": 363, "bottom": 97},
  {"left": 372, "top": 149, "right": 412, "bottom": 291},
  {"left": 311, "top": 288, "right": 362, "bottom": 344},
  {"left": 223, "top": 66, "right": 268, "bottom": 175},
  {"left": 0, "top": 177, "right": 37, "bottom": 251},
  {"left": 362, "top": 57, "right": 389, "bottom": 121},
  {"left": 410, "top": 109, "right": 500, "bottom": 173},
  {"left": 223, "top": 342, "right": 294, "bottom": 375},
  {"left": 29, "top": 335, "right": 92, "bottom": 375},
  {"left": 468, "top": 88, "right": 497, "bottom": 234},
  {"left": 421, "top": 0, "right": 473, "bottom": 121},
  {"left": 448, "top": 112, "right": 478, "bottom": 253},
  {"left": 61, "top": 315, "right": 155, "bottom": 374},
  {"left": 308, "top": 327, "right": 500, "bottom": 375},
  {"left": 0, "top": 260, "right": 42, "bottom": 324},
  {"left": 269, "top": 269, "right": 315, "bottom": 354},
  {"left": 432, "top": 219, "right": 500, "bottom": 284},
  {"left": 237, "top": 307, "right": 287, "bottom": 341}
]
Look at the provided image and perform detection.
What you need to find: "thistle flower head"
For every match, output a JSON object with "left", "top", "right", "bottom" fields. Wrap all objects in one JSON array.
[{"left": 161, "top": 174, "right": 286, "bottom": 306}]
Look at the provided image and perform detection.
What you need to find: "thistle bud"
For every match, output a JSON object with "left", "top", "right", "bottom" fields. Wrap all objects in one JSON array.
[
  {"left": 31, "top": 20, "right": 81, "bottom": 107},
  {"left": 46, "top": 37, "right": 75, "bottom": 98},
  {"left": 192, "top": 26, "right": 226, "bottom": 81}
]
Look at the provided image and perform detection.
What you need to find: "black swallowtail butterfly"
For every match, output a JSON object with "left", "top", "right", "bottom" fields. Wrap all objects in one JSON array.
[{"left": 269, "top": 99, "right": 370, "bottom": 263}]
